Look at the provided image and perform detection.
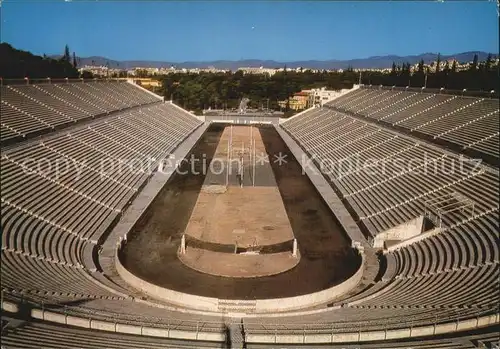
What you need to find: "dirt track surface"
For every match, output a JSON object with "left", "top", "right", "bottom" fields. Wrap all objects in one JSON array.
[
  {"left": 121, "top": 124, "right": 360, "bottom": 299},
  {"left": 178, "top": 247, "right": 300, "bottom": 278},
  {"left": 185, "top": 125, "right": 294, "bottom": 247}
]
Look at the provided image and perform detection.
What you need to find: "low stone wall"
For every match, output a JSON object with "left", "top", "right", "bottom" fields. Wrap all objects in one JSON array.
[
  {"left": 115, "top": 249, "right": 219, "bottom": 312},
  {"left": 2, "top": 299, "right": 497, "bottom": 345},
  {"left": 205, "top": 114, "right": 280, "bottom": 125},
  {"left": 245, "top": 313, "right": 500, "bottom": 344},
  {"left": 115, "top": 247, "right": 364, "bottom": 314},
  {"left": 2, "top": 300, "right": 224, "bottom": 342}
]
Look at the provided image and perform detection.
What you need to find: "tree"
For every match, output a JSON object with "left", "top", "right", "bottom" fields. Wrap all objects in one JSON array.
[
  {"left": 435, "top": 53, "right": 441, "bottom": 73},
  {"left": 72, "top": 52, "right": 77, "bottom": 68},
  {"left": 62, "top": 44, "right": 71, "bottom": 64},
  {"left": 443, "top": 60, "right": 450, "bottom": 73},
  {"left": 451, "top": 60, "right": 457, "bottom": 73},
  {"left": 485, "top": 53, "right": 492, "bottom": 72},
  {"left": 418, "top": 59, "right": 424, "bottom": 73},
  {"left": 0, "top": 42, "right": 79, "bottom": 79},
  {"left": 391, "top": 62, "right": 397, "bottom": 75},
  {"left": 81, "top": 70, "right": 93, "bottom": 79},
  {"left": 470, "top": 54, "right": 479, "bottom": 71}
]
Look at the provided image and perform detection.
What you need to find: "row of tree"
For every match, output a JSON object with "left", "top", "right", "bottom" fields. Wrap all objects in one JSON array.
[
  {"left": 2, "top": 43, "right": 497, "bottom": 112},
  {"left": 363, "top": 54, "right": 497, "bottom": 91},
  {"left": 160, "top": 69, "right": 360, "bottom": 113},
  {"left": 160, "top": 55, "right": 497, "bottom": 113},
  {"left": 0, "top": 43, "right": 81, "bottom": 79}
]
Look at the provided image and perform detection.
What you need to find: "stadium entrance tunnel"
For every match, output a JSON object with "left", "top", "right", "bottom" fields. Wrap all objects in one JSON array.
[{"left": 118, "top": 124, "right": 362, "bottom": 312}]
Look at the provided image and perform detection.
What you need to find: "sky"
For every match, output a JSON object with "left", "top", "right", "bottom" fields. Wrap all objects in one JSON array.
[{"left": 1, "top": 0, "right": 498, "bottom": 62}]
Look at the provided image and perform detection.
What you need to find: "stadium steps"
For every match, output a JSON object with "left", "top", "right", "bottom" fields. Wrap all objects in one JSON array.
[
  {"left": 446, "top": 207, "right": 499, "bottom": 230},
  {"left": 2, "top": 154, "right": 119, "bottom": 212},
  {"left": 358, "top": 169, "right": 485, "bottom": 220},
  {"left": 345, "top": 89, "right": 392, "bottom": 112},
  {"left": 88, "top": 126, "right": 150, "bottom": 159},
  {"left": 39, "top": 141, "right": 137, "bottom": 192},
  {"left": 53, "top": 84, "right": 109, "bottom": 113},
  {"left": 464, "top": 131, "right": 500, "bottom": 150},
  {"left": 85, "top": 82, "right": 132, "bottom": 107},
  {"left": 66, "top": 132, "right": 145, "bottom": 176},
  {"left": 379, "top": 94, "right": 435, "bottom": 121},
  {"left": 395, "top": 260, "right": 499, "bottom": 281},
  {"left": 435, "top": 109, "right": 499, "bottom": 139},
  {"left": 368, "top": 92, "right": 419, "bottom": 118},
  {"left": 33, "top": 84, "right": 93, "bottom": 118},
  {"left": 1, "top": 122, "right": 23, "bottom": 138},
  {"left": 0, "top": 247, "right": 83, "bottom": 269},
  {"left": 393, "top": 95, "right": 455, "bottom": 126},
  {"left": 0, "top": 198, "right": 93, "bottom": 242},
  {"left": 2, "top": 286, "right": 124, "bottom": 301},
  {"left": 345, "top": 154, "right": 446, "bottom": 199},
  {"left": 1, "top": 99, "right": 54, "bottom": 129},
  {"left": 356, "top": 91, "right": 403, "bottom": 116},
  {"left": 9, "top": 86, "right": 75, "bottom": 123},
  {"left": 411, "top": 98, "right": 484, "bottom": 132},
  {"left": 70, "top": 83, "right": 122, "bottom": 111}
]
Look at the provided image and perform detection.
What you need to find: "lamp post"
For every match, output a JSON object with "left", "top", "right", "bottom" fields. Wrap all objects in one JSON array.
[
  {"left": 46, "top": 77, "right": 51, "bottom": 84},
  {"left": 462, "top": 88, "right": 467, "bottom": 97}
]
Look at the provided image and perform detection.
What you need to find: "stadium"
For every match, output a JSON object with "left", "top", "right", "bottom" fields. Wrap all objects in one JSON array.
[
  {"left": 1, "top": 2, "right": 499, "bottom": 348},
  {"left": 1, "top": 77, "right": 499, "bottom": 348}
]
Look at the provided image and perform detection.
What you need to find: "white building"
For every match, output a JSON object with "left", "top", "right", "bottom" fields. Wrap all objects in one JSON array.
[
  {"left": 237, "top": 66, "right": 277, "bottom": 76},
  {"left": 307, "top": 87, "right": 351, "bottom": 107}
]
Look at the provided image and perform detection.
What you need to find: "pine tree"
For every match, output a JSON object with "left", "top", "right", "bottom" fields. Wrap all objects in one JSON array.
[
  {"left": 436, "top": 53, "right": 441, "bottom": 73},
  {"left": 485, "top": 53, "right": 492, "bottom": 71},
  {"left": 63, "top": 44, "right": 71, "bottom": 63},
  {"left": 391, "top": 62, "right": 396, "bottom": 74},
  {"left": 405, "top": 62, "right": 411, "bottom": 74},
  {"left": 283, "top": 64, "right": 289, "bottom": 112},
  {"left": 418, "top": 59, "right": 424, "bottom": 73},
  {"left": 444, "top": 60, "right": 450, "bottom": 73},
  {"left": 451, "top": 60, "right": 457, "bottom": 73},
  {"left": 470, "top": 54, "right": 479, "bottom": 71},
  {"left": 72, "top": 52, "right": 77, "bottom": 68}
]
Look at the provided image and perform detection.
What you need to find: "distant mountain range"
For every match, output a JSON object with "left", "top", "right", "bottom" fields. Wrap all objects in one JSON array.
[{"left": 53, "top": 51, "right": 496, "bottom": 70}]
